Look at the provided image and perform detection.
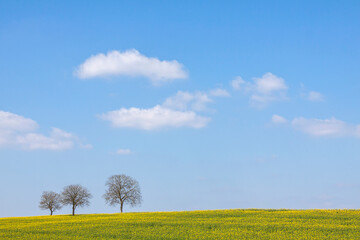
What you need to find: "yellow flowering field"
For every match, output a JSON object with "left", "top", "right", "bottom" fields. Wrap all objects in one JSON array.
[{"left": 1, "top": 209, "right": 360, "bottom": 239}]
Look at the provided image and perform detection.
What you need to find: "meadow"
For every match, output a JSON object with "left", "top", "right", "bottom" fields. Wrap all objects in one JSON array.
[{"left": 1, "top": 209, "right": 360, "bottom": 239}]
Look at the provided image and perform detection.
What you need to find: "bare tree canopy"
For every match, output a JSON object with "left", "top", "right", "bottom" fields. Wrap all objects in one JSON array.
[
  {"left": 61, "top": 184, "right": 92, "bottom": 216},
  {"left": 104, "top": 174, "right": 142, "bottom": 213},
  {"left": 39, "top": 191, "right": 62, "bottom": 215}
]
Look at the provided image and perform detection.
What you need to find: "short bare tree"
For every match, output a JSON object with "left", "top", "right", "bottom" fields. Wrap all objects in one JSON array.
[
  {"left": 103, "top": 174, "right": 142, "bottom": 213},
  {"left": 39, "top": 191, "right": 62, "bottom": 215},
  {"left": 61, "top": 184, "right": 92, "bottom": 216}
]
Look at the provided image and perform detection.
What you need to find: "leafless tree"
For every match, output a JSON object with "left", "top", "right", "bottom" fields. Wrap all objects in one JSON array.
[
  {"left": 103, "top": 174, "right": 142, "bottom": 213},
  {"left": 39, "top": 191, "right": 62, "bottom": 215},
  {"left": 61, "top": 184, "right": 92, "bottom": 216}
]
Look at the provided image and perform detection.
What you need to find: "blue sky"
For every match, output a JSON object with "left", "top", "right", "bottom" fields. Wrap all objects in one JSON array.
[{"left": 1, "top": 0, "right": 360, "bottom": 217}]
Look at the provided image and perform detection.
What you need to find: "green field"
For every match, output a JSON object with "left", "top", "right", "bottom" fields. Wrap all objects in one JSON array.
[{"left": 1, "top": 209, "right": 360, "bottom": 239}]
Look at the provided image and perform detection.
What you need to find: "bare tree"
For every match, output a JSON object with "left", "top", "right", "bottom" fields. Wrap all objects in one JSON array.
[
  {"left": 104, "top": 174, "right": 142, "bottom": 213},
  {"left": 61, "top": 184, "right": 92, "bottom": 216},
  {"left": 39, "top": 191, "right": 62, "bottom": 215}
]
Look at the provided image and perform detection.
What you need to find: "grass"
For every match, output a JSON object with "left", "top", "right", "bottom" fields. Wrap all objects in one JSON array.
[{"left": 1, "top": 209, "right": 360, "bottom": 239}]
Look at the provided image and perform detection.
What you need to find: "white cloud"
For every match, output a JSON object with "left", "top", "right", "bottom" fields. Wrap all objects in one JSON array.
[
  {"left": 116, "top": 149, "right": 132, "bottom": 155},
  {"left": 231, "top": 73, "right": 288, "bottom": 107},
  {"left": 99, "top": 105, "right": 210, "bottom": 130},
  {"left": 163, "top": 89, "right": 229, "bottom": 112},
  {"left": 0, "top": 111, "right": 89, "bottom": 150},
  {"left": 16, "top": 129, "right": 74, "bottom": 150},
  {"left": 75, "top": 49, "right": 187, "bottom": 85},
  {"left": 273, "top": 115, "right": 360, "bottom": 138},
  {"left": 231, "top": 76, "right": 246, "bottom": 90},
  {"left": 272, "top": 114, "right": 288, "bottom": 124},
  {"left": 209, "top": 88, "right": 231, "bottom": 97},
  {"left": 253, "top": 73, "right": 287, "bottom": 93},
  {"left": 307, "top": 91, "right": 324, "bottom": 102},
  {"left": 163, "top": 91, "right": 197, "bottom": 111},
  {"left": 163, "top": 91, "right": 212, "bottom": 112},
  {"left": 0, "top": 111, "right": 38, "bottom": 132},
  {"left": 300, "top": 84, "right": 325, "bottom": 102},
  {"left": 100, "top": 88, "right": 228, "bottom": 131},
  {"left": 291, "top": 117, "right": 358, "bottom": 137}
]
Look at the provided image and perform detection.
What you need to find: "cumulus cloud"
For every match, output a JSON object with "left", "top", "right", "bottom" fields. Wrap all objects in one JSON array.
[
  {"left": 231, "top": 73, "right": 288, "bottom": 107},
  {"left": 100, "top": 88, "right": 230, "bottom": 130},
  {"left": 0, "top": 111, "right": 89, "bottom": 150},
  {"left": 116, "top": 149, "right": 132, "bottom": 155},
  {"left": 75, "top": 49, "right": 187, "bottom": 85},
  {"left": 99, "top": 105, "right": 210, "bottom": 130},
  {"left": 272, "top": 114, "right": 288, "bottom": 124}
]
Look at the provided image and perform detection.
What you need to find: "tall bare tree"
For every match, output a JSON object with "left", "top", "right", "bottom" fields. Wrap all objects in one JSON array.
[
  {"left": 103, "top": 174, "right": 142, "bottom": 213},
  {"left": 61, "top": 184, "right": 92, "bottom": 216},
  {"left": 39, "top": 191, "right": 62, "bottom": 215}
]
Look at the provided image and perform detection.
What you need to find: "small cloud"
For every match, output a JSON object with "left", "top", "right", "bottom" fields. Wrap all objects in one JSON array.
[
  {"left": 116, "top": 149, "right": 132, "bottom": 155},
  {"left": 99, "top": 105, "right": 210, "bottom": 130},
  {"left": 163, "top": 89, "right": 229, "bottom": 113},
  {"left": 232, "top": 73, "right": 288, "bottom": 107},
  {"left": 300, "top": 84, "right": 325, "bottom": 102},
  {"left": 308, "top": 91, "right": 325, "bottom": 102},
  {"left": 274, "top": 115, "right": 360, "bottom": 138},
  {"left": 75, "top": 49, "right": 187, "bottom": 85},
  {"left": 272, "top": 114, "right": 288, "bottom": 124},
  {"left": 209, "top": 88, "right": 230, "bottom": 97},
  {"left": 291, "top": 117, "right": 358, "bottom": 137},
  {"left": 163, "top": 91, "right": 212, "bottom": 112},
  {"left": 253, "top": 73, "right": 287, "bottom": 93},
  {"left": 231, "top": 76, "right": 246, "bottom": 90}
]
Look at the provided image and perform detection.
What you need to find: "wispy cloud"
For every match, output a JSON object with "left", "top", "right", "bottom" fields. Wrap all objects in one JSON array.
[
  {"left": 232, "top": 72, "right": 287, "bottom": 107},
  {"left": 163, "top": 89, "right": 229, "bottom": 112},
  {"left": 0, "top": 111, "right": 89, "bottom": 150},
  {"left": 163, "top": 91, "right": 211, "bottom": 112},
  {"left": 116, "top": 149, "right": 132, "bottom": 155},
  {"left": 99, "top": 105, "right": 210, "bottom": 130},
  {"left": 209, "top": 88, "right": 231, "bottom": 97},
  {"left": 272, "top": 114, "right": 360, "bottom": 138},
  {"left": 292, "top": 117, "right": 358, "bottom": 137},
  {"left": 272, "top": 114, "right": 288, "bottom": 124},
  {"left": 75, "top": 49, "right": 188, "bottom": 85},
  {"left": 300, "top": 84, "right": 325, "bottom": 102},
  {"left": 307, "top": 91, "right": 325, "bottom": 102}
]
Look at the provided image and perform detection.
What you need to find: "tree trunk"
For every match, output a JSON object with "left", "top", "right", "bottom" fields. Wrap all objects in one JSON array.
[
  {"left": 72, "top": 206, "right": 75, "bottom": 216},
  {"left": 50, "top": 210, "right": 53, "bottom": 216},
  {"left": 120, "top": 202, "right": 123, "bottom": 213}
]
